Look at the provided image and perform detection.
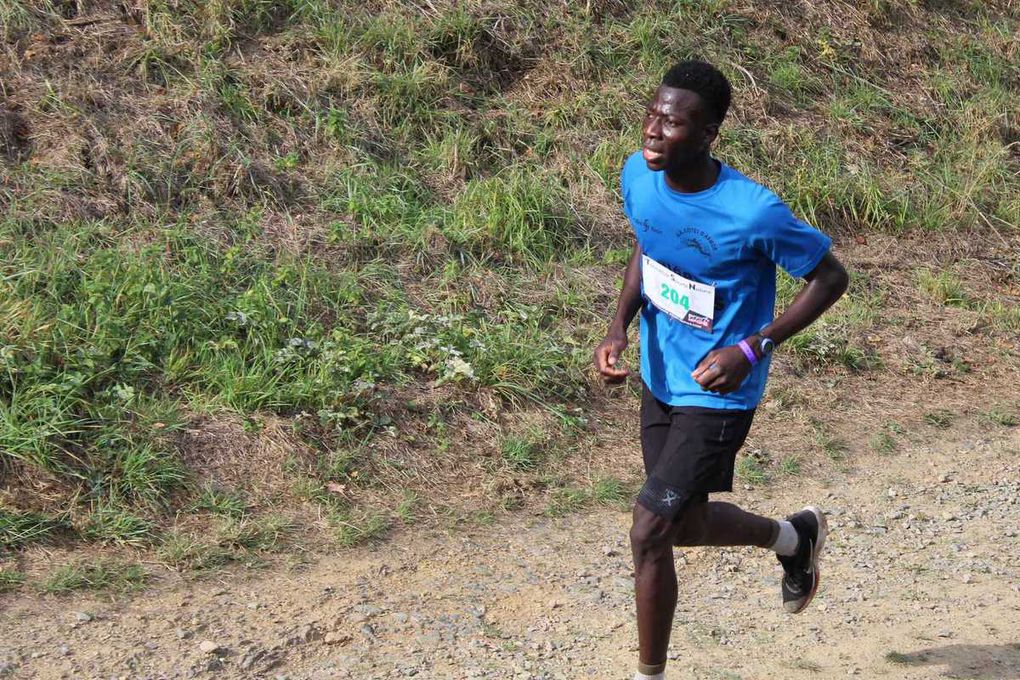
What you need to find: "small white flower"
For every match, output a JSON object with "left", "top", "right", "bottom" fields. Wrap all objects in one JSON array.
[{"left": 444, "top": 356, "right": 475, "bottom": 380}]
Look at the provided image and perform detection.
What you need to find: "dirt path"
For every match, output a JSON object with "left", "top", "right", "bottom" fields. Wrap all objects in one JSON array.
[{"left": 2, "top": 428, "right": 1018, "bottom": 680}]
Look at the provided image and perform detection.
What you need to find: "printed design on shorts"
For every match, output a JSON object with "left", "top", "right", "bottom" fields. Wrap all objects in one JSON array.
[
  {"left": 661, "top": 489, "right": 681, "bottom": 507},
  {"left": 675, "top": 227, "right": 717, "bottom": 260}
]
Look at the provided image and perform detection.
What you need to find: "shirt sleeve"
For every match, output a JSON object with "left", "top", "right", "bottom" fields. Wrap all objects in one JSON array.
[
  {"left": 749, "top": 196, "right": 832, "bottom": 278},
  {"left": 620, "top": 151, "right": 644, "bottom": 225}
]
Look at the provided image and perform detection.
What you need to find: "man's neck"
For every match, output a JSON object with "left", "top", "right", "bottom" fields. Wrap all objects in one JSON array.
[{"left": 664, "top": 156, "right": 719, "bottom": 194}]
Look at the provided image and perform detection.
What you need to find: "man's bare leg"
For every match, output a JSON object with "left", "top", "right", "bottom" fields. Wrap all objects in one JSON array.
[
  {"left": 630, "top": 500, "right": 779, "bottom": 669},
  {"left": 673, "top": 501, "right": 777, "bottom": 547}
]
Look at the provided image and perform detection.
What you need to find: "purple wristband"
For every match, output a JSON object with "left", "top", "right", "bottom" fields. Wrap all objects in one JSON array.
[{"left": 738, "top": 339, "right": 758, "bottom": 366}]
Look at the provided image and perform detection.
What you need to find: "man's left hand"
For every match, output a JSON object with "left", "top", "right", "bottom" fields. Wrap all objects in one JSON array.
[{"left": 692, "top": 344, "right": 754, "bottom": 394}]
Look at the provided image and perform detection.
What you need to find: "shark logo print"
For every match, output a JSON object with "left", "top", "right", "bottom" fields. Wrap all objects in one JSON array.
[
  {"left": 675, "top": 226, "right": 717, "bottom": 261},
  {"left": 684, "top": 238, "right": 710, "bottom": 257}
]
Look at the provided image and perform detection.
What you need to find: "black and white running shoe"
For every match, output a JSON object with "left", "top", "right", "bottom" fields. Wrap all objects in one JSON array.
[{"left": 777, "top": 506, "right": 828, "bottom": 614}]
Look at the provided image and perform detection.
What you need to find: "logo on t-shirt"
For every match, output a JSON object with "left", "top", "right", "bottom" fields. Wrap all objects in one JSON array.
[
  {"left": 675, "top": 226, "right": 717, "bottom": 260},
  {"left": 636, "top": 218, "right": 663, "bottom": 235}
]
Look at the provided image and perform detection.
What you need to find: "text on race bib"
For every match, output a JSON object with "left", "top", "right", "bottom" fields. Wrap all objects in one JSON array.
[{"left": 641, "top": 254, "right": 715, "bottom": 332}]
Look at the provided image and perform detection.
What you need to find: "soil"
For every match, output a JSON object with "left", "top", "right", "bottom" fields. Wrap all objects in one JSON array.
[{"left": 2, "top": 422, "right": 1017, "bottom": 679}]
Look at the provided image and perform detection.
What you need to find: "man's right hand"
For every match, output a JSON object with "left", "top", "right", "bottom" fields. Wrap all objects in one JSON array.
[{"left": 594, "top": 332, "right": 630, "bottom": 384}]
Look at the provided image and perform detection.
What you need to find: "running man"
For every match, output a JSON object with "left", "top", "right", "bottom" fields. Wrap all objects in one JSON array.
[{"left": 593, "top": 61, "right": 850, "bottom": 680}]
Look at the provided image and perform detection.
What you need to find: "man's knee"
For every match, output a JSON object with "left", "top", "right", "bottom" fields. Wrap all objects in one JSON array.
[
  {"left": 628, "top": 503, "right": 685, "bottom": 562},
  {"left": 631, "top": 499, "right": 712, "bottom": 556},
  {"left": 630, "top": 503, "right": 675, "bottom": 559}
]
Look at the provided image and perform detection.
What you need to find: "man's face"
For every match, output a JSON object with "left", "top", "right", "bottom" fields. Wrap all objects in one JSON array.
[{"left": 642, "top": 86, "right": 718, "bottom": 172}]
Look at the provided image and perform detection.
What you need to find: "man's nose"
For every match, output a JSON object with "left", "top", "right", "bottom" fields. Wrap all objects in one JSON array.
[{"left": 644, "top": 116, "right": 662, "bottom": 138}]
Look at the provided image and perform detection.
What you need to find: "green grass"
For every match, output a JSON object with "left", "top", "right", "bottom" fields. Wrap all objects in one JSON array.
[
  {"left": 777, "top": 456, "right": 802, "bottom": 476},
  {"left": 445, "top": 167, "right": 579, "bottom": 265},
  {"left": 870, "top": 430, "right": 898, "bottom": 455},
  {"left": 545, "top": 486, "right": 591, "bottom": 517},
  {"left": 335, "top": 510, "right": 391, "bottom": 547},
  {"left": 0, "top": 568, "right": 26, "bottom": 592},
  {"left": 544, "top": 476, "right": 631, "bottom": 516},
  {"left": 157, "top": 532, "right": 236, "bottom": 572},
  {"left": 736, "top": 454, "right": 769, "bottom": 485},
  {"left": 810, "top": 419, "right": 847, "bottom": 462},
  {"left": 501, "top": 435, "right": 541, "bottom": 471},
  {"left": 916, "top": 269, "right": 969, "bottom": 307},
  {"left": 41, "top": 560, "right": 148, "bottom": 594},
  {"left": 779, "top": 271, "right": 882, "bottom": 371},
  {"left": 0, "top": 508, "right": 68, "bottom": 547},
  {"left": 884, "top": 651, "right": 922, "bottom": 665},
  {"left": 767, "top": 47, "right": 821, "bottom": 104},
  {"left": 591, "top": 477, "right": 629, "bottom": 506},
  {"left": 80, "top": 504, "right": 157, "bottom": 546},
  {"left": 396, "top": 491, "right": 419, "bottom": 524},
  {"left": 924, "top": 409, "right": 955, "bottom": 429},
  {"left": 982, "top": 301, "right": 1020, "bottom": 333},
  {"left": 0, "top": 0, "right": 57, "bottom": 40},
  {"left": 156, "top": 514, "right": 293, "bottom": 571},
  {"left": 978, "top": 406, "right": 1017, "bottom": 427},
  {"left": 191, "top": 483, "right": 250, "bottom": 519},
  {"left": 870, "top": 421, "right": 903, "bottom": 454},
  {"left": 2, "top": 0, "right": 1017, "bottom": 561}
]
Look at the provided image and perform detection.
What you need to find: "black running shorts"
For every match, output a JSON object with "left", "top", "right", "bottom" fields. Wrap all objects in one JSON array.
[{"left": 637, "top": 383, "right": 756, "bottom": 520}]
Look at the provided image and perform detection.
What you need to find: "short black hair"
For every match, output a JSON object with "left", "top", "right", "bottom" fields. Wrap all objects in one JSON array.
[{"left": 661, "top": 60, "right": 732, "bottom": 124}]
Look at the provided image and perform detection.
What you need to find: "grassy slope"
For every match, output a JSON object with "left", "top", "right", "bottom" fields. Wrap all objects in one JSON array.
[{"left": 0, "top": 0, "right": 1017, "bottom": 587}]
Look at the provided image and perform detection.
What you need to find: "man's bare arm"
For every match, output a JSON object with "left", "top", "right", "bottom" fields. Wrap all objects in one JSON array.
[
  {"left": 759, "top": 251, "right": 849, "bottom": 345},
  {"left": 594, "top": 242, "right": 644, "bottom": 383},
  {"left": 692, "top": 252, "right": 849, "bottom": 393}
]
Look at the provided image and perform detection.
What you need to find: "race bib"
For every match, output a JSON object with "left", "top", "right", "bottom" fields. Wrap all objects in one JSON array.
[{"left": 641, "top": 254, "right": 715, "bottom": 331}]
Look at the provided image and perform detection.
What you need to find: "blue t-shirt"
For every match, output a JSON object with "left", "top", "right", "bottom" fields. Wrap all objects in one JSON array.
[{"left": 621, "top": 151, "right": 832, "bottom": 410}]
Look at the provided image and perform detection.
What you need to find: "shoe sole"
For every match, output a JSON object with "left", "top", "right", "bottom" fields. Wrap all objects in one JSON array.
[{"left": 788, "top": 506, "right": 827, "bottom": 614}]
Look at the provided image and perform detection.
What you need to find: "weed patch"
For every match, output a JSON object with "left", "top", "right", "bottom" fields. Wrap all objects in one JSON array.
[
  {"left": 545, "top": 487, "right": 591, "bottom": 517},
  {"left": 41, "top": 560, "right": 148, "bottom": 594},
  {"left": 916, "top": 269, "right": 969, "bottom": 307},
  {"left": 810, "top": 420, "right": 847, "bottom": 462},
  {"left": 0, "top": 508, "right": 69, "bottom": 548},
  {"left": 924, "top": 409, "right": 955, "bottom": 429},
  {"left": 545, "top": 476, "right": 631, "bottom": 516},
  {"left": 80, "top": 505, "right": 157, "bottom": 547},
  {"left": 501, "top": 436, "right": 541, "bottom": 471},
  {"left": 777, "top": 456, "right": 802, "bottom": 477},
  {"left": 978, "top": 406, "right": 1017, "bottom": 427},
  {"left": 0, "top": 568, "right": 26, "bottom": 592},
  {"left": 157, "top": 514, "right": 292, "bottom": 572},
  {"left": 191, "top": 483, "right": 250, "bottom": 519},
  {"left": 736, "top": 451, "right": 770, "bottom": 485},
  {"left": 335, "top": 510, "right": 391, "bottom": 547}
]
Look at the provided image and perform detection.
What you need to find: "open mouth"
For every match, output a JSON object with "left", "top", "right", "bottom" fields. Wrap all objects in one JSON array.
[{"left": 643, "top": 146, "right": 664, "bottom": 163}]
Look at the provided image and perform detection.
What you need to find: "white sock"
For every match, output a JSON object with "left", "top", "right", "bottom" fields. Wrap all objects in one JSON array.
[
  {"left": 635, "top": 661, "right": 666, "bottom": 679},
  {"left": 770, "top": 520, "right": 799, "bottom": 556}
]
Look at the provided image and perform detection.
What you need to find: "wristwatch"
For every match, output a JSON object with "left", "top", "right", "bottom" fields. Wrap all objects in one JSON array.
[{"left": 757, "top": 327, "right": 775, "bottom": 357}]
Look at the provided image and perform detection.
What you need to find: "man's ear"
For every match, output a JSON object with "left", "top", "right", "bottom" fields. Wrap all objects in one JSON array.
[{"left": 703, "top": 122, "right": 720, "bottom": 149}]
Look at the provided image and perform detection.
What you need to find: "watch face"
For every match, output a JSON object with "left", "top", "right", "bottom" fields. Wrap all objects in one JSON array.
[{"left": 760, "top": 338, "right": 775, "bottom": 355}]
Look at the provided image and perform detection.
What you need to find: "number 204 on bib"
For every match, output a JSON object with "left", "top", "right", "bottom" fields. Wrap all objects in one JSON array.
[{"left": 641, "top": 255, "right": 715, "bottom": 332}]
